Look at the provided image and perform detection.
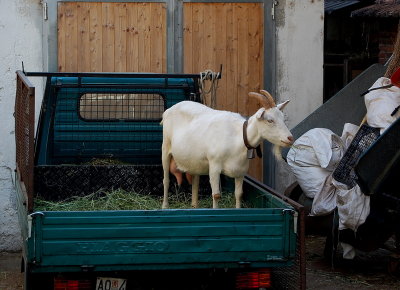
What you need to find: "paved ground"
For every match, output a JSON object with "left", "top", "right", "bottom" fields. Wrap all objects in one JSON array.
[
  {"left": 0, "top": 252, "right": 23, "bottom": 290},
  {"left": 305, "top": 235, "right": 400, "bottom": 289},
  {"left": 1, "top": 236, "right": 400, "bottom": 289}
]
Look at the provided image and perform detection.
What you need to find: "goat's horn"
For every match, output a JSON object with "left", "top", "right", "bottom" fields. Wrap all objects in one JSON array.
[
  {"left": 259, "top": 90, "right": 276, "bottom": 107},
  {"left": 248, "top": 92, "right": 272, "bottom": 109}
]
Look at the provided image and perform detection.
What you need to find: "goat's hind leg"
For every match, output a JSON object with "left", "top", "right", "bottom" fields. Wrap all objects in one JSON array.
[
  {"left": 234, "top": 177, "right": 244, "bottom": 208},
  {"left": 191, "top": 175, "right": 200, "bottom": 208},
  {"left": 209, "top": 167, "right": 221, "bottom": 209},
  {"left": 162, "top": 152, "right": 171, "bottom": 209}
]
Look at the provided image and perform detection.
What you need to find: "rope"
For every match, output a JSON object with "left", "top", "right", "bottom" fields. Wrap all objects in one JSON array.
[{"left": 198, "top": 69, "right": 220, "bottom": 108}]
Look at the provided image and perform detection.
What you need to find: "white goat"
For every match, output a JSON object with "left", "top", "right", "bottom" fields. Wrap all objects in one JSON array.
[{"left": 161, "top": 90, "right": 293, "bottom": 209}]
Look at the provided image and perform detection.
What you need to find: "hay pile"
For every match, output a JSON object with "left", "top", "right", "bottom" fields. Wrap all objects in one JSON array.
[{"left": 34, "top": 189, "right": 243, "bottom": 211}]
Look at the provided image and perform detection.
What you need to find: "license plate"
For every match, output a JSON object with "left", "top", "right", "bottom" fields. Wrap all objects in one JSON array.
[{"left": 96, "top": 277, "right": 127, "bottom": 290}]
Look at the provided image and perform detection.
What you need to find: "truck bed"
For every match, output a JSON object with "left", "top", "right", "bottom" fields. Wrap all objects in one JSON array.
[
  {"left": 15, "top": 71, "right": 304, "bottom": 289},
  {"left": 18, "top": 176, "right": 296, "bottom": 273}
]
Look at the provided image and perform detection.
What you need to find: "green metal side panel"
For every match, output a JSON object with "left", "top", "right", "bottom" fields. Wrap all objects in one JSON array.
[{"left": 28, "top": 208, "right": 295, "bottom": 273}]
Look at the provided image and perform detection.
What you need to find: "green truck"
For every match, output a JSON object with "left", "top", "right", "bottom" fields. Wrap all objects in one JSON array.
[{"left": 14, "top": 71, "right": 304, "bottom": 290}]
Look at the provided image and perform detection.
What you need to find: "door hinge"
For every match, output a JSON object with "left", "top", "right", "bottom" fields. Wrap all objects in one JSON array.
[
  {"left": 272, "top": 1, "right": 279, "bottom": 20},
  {"left": 40, "top": 1, "right": 48, "bottom": 21}
]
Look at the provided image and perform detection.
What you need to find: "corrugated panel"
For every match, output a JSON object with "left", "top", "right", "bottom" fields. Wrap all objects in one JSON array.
[
  {"left": 351, "top": 1, "right": 400, "bottom": 17},
  {"left": 325, "top": 0, "right": 360, "bottom": 13}
]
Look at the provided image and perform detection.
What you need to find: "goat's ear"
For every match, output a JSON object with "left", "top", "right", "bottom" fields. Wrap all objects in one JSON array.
[
  {"left": 255, "top": 108, "right": 266, "bottom": 119},
  {"left": 277, "top": 100, "right": 290, "bottom": 111}
]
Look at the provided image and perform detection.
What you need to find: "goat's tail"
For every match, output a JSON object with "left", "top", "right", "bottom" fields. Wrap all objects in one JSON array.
[{"left": 160, "top": 109, "right": 169, "bottom": 125}]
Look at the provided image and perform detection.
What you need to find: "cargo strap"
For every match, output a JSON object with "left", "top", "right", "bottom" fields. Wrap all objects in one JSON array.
[{"left": 243, "top": 120, "right": 262, "bottom": 159}]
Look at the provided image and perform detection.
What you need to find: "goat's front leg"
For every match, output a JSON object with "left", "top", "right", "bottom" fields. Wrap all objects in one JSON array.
[
  {"left": 234, "top": 177, "right": 244, "bottom": 208},
  {"left": 162, "top": 152, "right": 171, "bottom": 209},
  {"left": 191, "top": 175, "right": 200, "bottom": 208},
  {"left": 209, "top": 167, "right": 221, "bottom": 209}
]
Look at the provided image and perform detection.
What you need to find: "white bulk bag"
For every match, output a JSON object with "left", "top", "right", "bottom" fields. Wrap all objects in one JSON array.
[
  {"left": 287, "top": 128, "right": 344, "bottom": 199},
  {"left": 333, "top": 179, "right": 370, "bottom": 232},
  {"left": 365, "top": 77, "right": 400, "bottom": 134}
]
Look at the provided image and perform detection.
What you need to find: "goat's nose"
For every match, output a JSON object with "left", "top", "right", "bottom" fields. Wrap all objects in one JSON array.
[{"left": 287, "top": 136, "right": 294, "bottom": 143}]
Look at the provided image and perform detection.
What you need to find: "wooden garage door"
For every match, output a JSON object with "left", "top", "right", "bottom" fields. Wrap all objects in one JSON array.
[
  {"left": 58, "top": 2, "right": 166, "bottom": 72},
  {"left": 184, "top": 2, "right": 264, "bottom": 179}
]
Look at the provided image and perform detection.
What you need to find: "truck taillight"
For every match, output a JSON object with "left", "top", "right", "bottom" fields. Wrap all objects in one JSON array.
[
  {"left": 54, "top": 278, "right": 91, "bottom": 290},
  {"left": 236, "top": 268, "right": 271, "bottom": 289}
]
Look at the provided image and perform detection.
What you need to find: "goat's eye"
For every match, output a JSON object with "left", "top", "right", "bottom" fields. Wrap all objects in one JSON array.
[{"left": 267, "top": 119, "right": 274, "bottom": 124}]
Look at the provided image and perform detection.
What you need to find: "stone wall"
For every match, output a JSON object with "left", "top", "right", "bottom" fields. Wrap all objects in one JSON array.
[{"left": 0, "top": 0, "right": 43, "bottom": 252}]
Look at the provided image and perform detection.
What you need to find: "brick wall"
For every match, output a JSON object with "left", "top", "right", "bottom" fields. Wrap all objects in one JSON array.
[{"left": 379, "top": 29, "right": 397, "bottom": 64}]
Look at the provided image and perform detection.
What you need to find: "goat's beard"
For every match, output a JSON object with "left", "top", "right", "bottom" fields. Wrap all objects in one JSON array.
[{"left": 272, "top": 145, "right": 283, "bottom": 160}]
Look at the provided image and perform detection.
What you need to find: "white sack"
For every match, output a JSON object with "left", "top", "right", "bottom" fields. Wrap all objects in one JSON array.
[
  {"left": 341, "top": 242, "right": 356, "bottom": 260},
  {"left": 308, "top": 124, "right": 360, "bottom": 216},
  {"left": 309, "top": 173, "right": 337, "bottom": 216},
  {"left": 333, "top": 179, "right": 370, "bottom": 232},
  {"left": 364, "top": 77, "right": 400, "bottom": 134},
  {"left": 341, "top": 123, "right": 359, "bottom": 150},
  {"left": 287, "top": 128, "right": 344, "bottom": 199}
]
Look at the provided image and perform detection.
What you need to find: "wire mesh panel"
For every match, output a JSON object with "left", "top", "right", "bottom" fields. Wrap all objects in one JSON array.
[
  {"left": 15, "top": 71, "right": 35, "bottom": 211},
  {"left": 34, "top": 164, "right": 212, "bottom": 201},
  {"left": 333, "top": 124, "right": 380, "bottom": 187},
  {"left": 79, "top": 93, "right": 164, "bottom": 121}
]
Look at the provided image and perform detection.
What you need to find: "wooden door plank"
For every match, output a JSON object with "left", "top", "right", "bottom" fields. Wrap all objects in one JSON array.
[
  {"left": 115, "top": 3, "right": 127, "bottom": 72},
  {"left": 236, "top": 3, "right": 249, "bottom": 116},
  {"left": 226, "top": 3, "right": 237, "bottom": 112},
  {"left": 192, "top": 4, "right": 202, "bottom": 74},
  {"left": 183, "top": 4, "right": 193, "bottom": 74},
  {"left": 138, "top": 3, "right": 151, "bottom": 72},
  {"left": 64, "top": 2, "right": 78, "bottom": 72},
  {"left": 77, "top": 2, "right": 90, "bottom": 72},
  {"left": 102, "top": 3, "right": 115, "bottom": 72},
  {"left": 127, "top": 3, "right": 139, "bottom": 72},
  {"left": 214, "top": 3, "right": 227, "bottom": 110},
  {"left": 57, "top": 2, "right": 66, "bottom": 72},
  {"left": 89, "top": 3, "right": 103, "bottom": 72},
  {"left": 198, "top": 4, "right": 209, "bottom": 105},
  {"left": 150, "top": 3, "right": 166, "bottom": 73},
  {"left": 248, "top": 3, "right": 263, "bottom": 115}
]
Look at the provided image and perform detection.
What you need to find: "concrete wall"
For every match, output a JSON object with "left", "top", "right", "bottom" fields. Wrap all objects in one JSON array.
[
  {"left": 274, "top": 0, "right": 325, "bottom": 192},
  {"left": 0, "top": 0, "right": 43, "bottom": 252}
]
